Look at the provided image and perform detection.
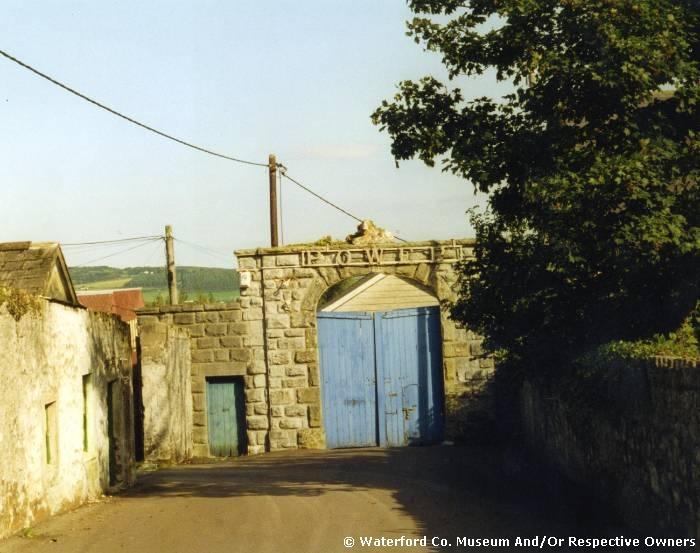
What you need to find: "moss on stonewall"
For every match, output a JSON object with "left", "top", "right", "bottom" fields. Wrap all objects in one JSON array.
[{"left": 0, "top": 286, "right": 43, "bottom": 321}]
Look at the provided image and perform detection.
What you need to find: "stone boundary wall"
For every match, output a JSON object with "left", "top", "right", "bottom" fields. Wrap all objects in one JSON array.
[
  {"left": 137, "top": 301, "right": 266, "bottom": 456},
  {"left": 519, "top": 356, "right": 700, "bottom": 541},
  {"left": 138, "top": 322, "right": 193, "bottom": 464}
]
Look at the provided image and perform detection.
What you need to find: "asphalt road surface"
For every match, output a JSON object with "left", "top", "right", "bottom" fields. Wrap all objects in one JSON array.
[{"left": 2, "top": 446, "right": 644, "bottom": 553}]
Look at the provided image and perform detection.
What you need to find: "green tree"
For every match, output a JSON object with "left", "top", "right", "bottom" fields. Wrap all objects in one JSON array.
[{"left": 373, "top": 0, "right": 699, "bottom": 369}]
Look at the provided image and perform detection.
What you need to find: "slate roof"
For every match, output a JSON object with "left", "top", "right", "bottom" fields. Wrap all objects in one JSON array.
[{"left": 0, "top": 241, "right": 79, "bottom": 305}]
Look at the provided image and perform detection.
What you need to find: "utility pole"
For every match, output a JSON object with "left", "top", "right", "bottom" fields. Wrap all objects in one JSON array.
[
  {"left": 165, "top": 225, "right": 178, "bottom": 305},
  {"left": 269, "top": 153, "right": 279, "bottom": 247}
]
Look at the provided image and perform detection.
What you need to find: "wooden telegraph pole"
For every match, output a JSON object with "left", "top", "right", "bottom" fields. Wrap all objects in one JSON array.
[
  {"left": 269, "top": 153, "right": 279, "bottom": 247},
  {"left": 165, "top": 225, "right": 178, "bottom": 305}
]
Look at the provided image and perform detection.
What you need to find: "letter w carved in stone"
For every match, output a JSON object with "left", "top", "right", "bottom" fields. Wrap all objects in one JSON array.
[{"left": 365, "top": 248, "right": 383, "bottom": 264}]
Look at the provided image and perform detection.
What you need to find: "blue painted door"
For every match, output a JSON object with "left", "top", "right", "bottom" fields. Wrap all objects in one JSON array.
[
  {"left": 376, "top": 307, "right": 444, "bottom": 446},
  {"left": 318, "top": 307, "right": 443, "bottom": 449},
  {"left": 318, "top": 312, "right": 378, "bottom": 448},
  {"left": 207, "top": 378, "right": 245, "bottom": 456},
  {"left": 318, "top": 312, "right": 377, "bottom": 448}
]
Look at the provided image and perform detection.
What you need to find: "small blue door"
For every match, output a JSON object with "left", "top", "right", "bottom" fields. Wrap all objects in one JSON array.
[
  {"left": 206, "top": 378, "right": 246, "bottom": 456},
  {"left": 318, "top": 307, "right": 443, "bottom": 449}
]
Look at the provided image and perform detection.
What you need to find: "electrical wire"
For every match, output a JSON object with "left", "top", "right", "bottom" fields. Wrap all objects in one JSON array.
[
  {"left": 174, "top": 238, "right": 233, "bottom": 264},
  {"left": 61, "top": 235, "right": 162, "bottom": 246},
  {"left": 278, "top": 167, "right": 363, "bottom": 223},
  {"left": 174, "top": 238, "right": 232, "bottom": 259},
  {"left": 0, "top": 49, "right": 268, "bottom": 168},
  {"left": 62, "top": 237, "right": 164, "bottom": 259},
  {"left": 70, "top": 238, "right": 162, "bottom": 267},
  {"left": 144, "top": 238, "right": 166, "bottom": 267},
  {"left": 1, "top": 48, "right": 409, "bottom": 241},
  {"left": 278, "top": 166, "right": 408, "bottom": 242}
]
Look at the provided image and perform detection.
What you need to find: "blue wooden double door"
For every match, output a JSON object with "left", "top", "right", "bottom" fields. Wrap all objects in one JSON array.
[{"left": 318, "top": 307, "right": 444, "bottom": 449}]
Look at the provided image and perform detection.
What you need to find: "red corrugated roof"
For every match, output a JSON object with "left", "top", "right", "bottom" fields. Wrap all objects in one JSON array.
[{"left": 77, "top": 288, "right": 145, "bottom": 322}]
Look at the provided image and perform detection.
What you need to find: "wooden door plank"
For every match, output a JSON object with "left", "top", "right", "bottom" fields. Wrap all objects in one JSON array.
[
  {"left": 318, "top": 312, "right": 378, "bottom": 448},
  {"left": 376, "top": 307, "right": 444, "bottom": 446}
]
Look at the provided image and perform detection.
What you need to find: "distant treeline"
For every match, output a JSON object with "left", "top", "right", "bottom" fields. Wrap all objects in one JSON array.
[{"left": 70, "top": 266, "right": 240, "bottom": 292}]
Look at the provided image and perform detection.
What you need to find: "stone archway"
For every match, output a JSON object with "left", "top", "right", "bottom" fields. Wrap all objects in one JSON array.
[{"left": 234, "top": 237, "right": 492, "bottom": 453}]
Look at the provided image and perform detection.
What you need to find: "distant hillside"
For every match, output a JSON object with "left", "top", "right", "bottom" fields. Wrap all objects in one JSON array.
[{"left": 69, "top": 266, "right": 240, "bottom": 305}]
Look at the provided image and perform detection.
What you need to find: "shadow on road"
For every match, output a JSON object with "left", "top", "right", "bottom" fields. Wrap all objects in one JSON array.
[{"left": 128, "top": 445, "right": 635, "bottom": 551}]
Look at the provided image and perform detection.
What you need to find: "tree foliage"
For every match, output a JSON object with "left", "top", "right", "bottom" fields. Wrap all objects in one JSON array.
[{"left": 373, "top": 0, "right": 699, "bottom": 368}]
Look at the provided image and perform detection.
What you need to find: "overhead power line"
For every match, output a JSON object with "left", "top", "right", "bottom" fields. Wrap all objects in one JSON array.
[
  {"left": 0, "top": 49, "right": 268, "bottom": 168},
  {"left": 143, "top": 238, "right": 166, "bottom": 267},
  {"left": 174, "top": 238, "right": 233, "bottom": 263},
  {"left": 61, "top": 235, "right": 162, "bottom": 246},
  {"left": 278, "top": 166, "right": 408, "bottom": 243},
  {"left": 2, "top": 48, "right": 407, "bottom": 241},
  {"left": 70, "top": 237, "right": 162, "bottom": 267},
  {"left": 278, "top": 166, "right": 363, "bottom": 224}
]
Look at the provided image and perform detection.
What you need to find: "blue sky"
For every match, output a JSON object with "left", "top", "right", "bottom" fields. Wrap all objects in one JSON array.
[{"left": 1, "top": 1, "right": 508, "bottom": 268}]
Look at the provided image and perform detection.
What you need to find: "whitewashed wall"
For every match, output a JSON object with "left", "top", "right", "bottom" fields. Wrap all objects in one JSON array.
[{"left": 0, "top": 302, "right": 133, "bottom": 539}]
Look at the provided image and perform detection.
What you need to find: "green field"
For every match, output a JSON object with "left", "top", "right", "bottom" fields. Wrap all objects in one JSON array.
[
  {"left": 141, "top": 288, "right": 240, "bottom": 304},
  {"left": 75, "top": 278, "right": 133, "bottom": 291},
  {"left": 69, "top": 266, "right": 240, "bottom": 306}
]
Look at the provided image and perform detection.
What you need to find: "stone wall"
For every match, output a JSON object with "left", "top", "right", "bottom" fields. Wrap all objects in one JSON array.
[
  {"left": 236, "top": 239, "right": 493, "bottom": 451},
  {"left": 519, "top": 357, "right": 700, "bottom": 541},
  {"left": 137, "top": 240, "right": 492, "bottom": 457},
  {"left": 137, "top": 301, "right": 265, "bottom": 456},
  {"left": 138, "top": 321, "right": 193, "bottom": 464},
  {"left": 0, "top": 300, "right": 134, "bottom": 539}
]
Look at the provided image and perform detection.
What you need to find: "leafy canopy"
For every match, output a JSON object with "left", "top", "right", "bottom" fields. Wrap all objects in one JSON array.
[{"left": 373, "top": 0, "right": 699, "bottom": 367}]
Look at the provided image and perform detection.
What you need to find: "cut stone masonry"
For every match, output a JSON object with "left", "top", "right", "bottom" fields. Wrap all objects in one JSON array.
[{"left": 138, "top": 238, "right": 494, "bottom": 455}]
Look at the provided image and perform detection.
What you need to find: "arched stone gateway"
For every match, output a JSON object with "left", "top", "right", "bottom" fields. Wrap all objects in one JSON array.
[{"left": 235, "top": 237, "right": 494, "bottom": 454}]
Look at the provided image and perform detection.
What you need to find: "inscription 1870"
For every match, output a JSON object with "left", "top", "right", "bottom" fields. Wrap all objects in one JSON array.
[{"left": 298, "top": 245, "right": 465, "bottom": 268}]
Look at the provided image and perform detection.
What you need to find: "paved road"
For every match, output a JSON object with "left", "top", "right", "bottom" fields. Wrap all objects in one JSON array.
[{"left": 2, "top": 446, "right": 639, "bottom": 553}]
